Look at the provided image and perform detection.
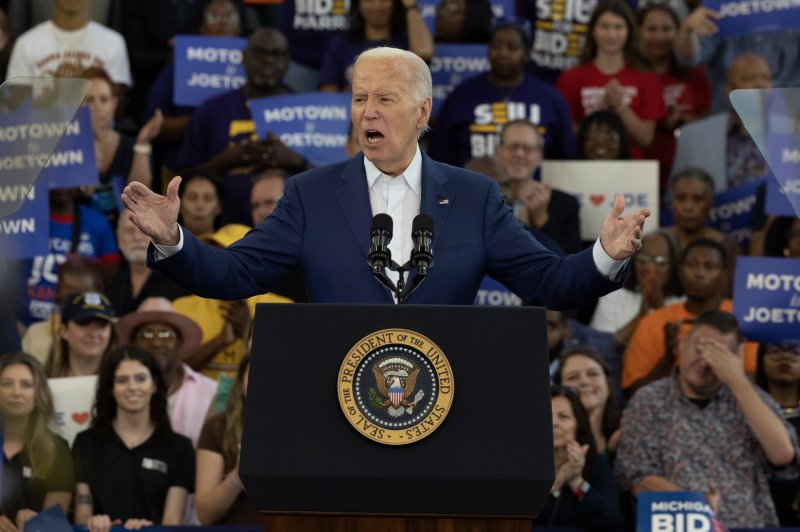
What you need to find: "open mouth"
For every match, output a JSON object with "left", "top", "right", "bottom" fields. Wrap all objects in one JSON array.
[{"left": 365, "top": 130, "right": 385, "bottom": 145}]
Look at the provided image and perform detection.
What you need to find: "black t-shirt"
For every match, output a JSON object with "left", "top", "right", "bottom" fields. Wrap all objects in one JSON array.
[
  {"left": 1, "top": 435, "right": 74, "bottom": 519},
  {"left": 105, "top": 265, "right": 191, "bottom": 317},
  {"left": 72, "top": 427, "right": 195, "bottom": 523}
]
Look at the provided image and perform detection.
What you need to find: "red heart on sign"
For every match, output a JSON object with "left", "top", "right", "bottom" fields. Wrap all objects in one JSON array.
[
  {"left": 590, "top": 194, "right": 605, "bottom": 206},
  {"left": 72, "top": 412, "right": 90, "bottom": 425}
]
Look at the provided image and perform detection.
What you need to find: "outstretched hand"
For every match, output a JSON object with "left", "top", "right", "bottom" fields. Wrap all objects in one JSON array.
[
  {"left": 599, "top": 194, "right": 650, "bottom": 260},
  {"left": 121, "top": 176, "right": 183, "bottom": 246}
]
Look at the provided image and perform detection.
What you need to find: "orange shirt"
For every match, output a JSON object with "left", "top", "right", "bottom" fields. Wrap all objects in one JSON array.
[{"left": 622, "top": 299, "right": 757, "bottom": 389}]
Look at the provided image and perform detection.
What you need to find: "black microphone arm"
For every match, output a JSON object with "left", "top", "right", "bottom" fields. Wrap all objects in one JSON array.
[
  {"left": 410, "top": 214, "right": 434, "bottom": 275},
  {"left": 367, "top": 213, "right": 435, "bottom": 303},
  {"left": 368, "top": 213, "right": 397, "bottom": 294},
  {"left": 403, "top": 214, "right": 435, "bottom": 301}
]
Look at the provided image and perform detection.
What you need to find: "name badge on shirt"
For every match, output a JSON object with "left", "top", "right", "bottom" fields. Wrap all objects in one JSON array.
[{"left": 141, "top": 458, "right": 168, "bottom": 474}]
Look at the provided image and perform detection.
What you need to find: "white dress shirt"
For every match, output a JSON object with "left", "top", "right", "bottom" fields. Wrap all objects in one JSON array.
[{"left": 153, "top": 147, "right": 627, "bottom": 291}]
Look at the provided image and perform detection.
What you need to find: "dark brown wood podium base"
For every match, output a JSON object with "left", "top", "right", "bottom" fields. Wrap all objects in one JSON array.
[{"left": 263, "top": 515, "right": 534, "bottom": 532}]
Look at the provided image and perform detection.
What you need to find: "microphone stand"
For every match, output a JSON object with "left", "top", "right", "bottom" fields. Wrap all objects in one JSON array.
[{"left": 389, "top": 260, "right": 427, "bottom": 304}]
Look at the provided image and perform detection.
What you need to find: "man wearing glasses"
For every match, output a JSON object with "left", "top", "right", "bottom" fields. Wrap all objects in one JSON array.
[{"left": 622, "top": 238, "right": 757, "bottom": 395}]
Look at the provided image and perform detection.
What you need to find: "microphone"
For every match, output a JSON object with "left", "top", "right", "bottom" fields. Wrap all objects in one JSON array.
[
  {"left": 368, "top": 213, "right": 393, "bottom": 273},
  {"left": 410, "top": 214, "right": 434, "bottom": 275}
]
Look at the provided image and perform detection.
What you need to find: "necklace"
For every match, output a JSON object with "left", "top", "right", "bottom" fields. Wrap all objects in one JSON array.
[
  {"left": 781, "top": 402, "right": 800, "bottom": 418},
  {"left": 114, "top": 421, "right": 154, "bottom": 449}
]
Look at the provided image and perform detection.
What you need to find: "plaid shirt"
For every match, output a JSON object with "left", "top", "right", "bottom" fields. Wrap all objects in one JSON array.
[{"left": 615, "top": 376, "right": 799, "bottom": 528}]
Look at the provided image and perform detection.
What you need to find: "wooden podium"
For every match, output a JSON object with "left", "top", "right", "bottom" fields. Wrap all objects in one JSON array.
[{"left": 242, "top": 304, "right": 554, "bottom": 531}]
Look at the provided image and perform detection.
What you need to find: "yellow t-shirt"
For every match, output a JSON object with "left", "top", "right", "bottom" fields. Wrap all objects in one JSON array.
[{"left": 173, "top": 292, "right": 292, "bottom": 381}]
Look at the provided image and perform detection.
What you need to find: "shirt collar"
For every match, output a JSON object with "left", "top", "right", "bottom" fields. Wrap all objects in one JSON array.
[{"left": 364, "top": 145, "right": 422, "bottom": 194}]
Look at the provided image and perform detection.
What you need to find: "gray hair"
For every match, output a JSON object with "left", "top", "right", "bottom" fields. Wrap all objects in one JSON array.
[{"left": 354, "top": 47, "right": 432, "bottom": 137}]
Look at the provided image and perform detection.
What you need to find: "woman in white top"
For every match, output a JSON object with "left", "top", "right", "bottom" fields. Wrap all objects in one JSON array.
[{"left": 590, "top": 230, "right": 683, "bottom": 347}]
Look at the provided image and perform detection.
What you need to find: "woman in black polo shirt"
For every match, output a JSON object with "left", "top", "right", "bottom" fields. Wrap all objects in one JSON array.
[
  {"left": 0, "top": 352, "right": 73, "bottom": 530},
  {"left": 72, "top": 345, "right": 194, "bottom": 529}
]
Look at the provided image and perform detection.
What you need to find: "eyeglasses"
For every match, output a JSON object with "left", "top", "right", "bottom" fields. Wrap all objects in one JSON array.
[
  {"left": 764, "top": 345, "right": 800, "bottom": 357},
  {"left": 586, "top": 131, "right": 621, "bottom": 142},
  {"left": 500, "top": 142, "right": 541, "bottom": 154},
  {"left": 205, "top": 12, "right": 239, "bottom": 24},
  {"left": 635, "top": 254, "right": 670, "bottom": 266},
  {"left": 136, "top": 330, "right": 179, "bottom": 341},
  {"left": 247, "top": 47, "right": 289, "bottom": 60},
  {"left": 436, "top": 3, "right": 465, "bottom": 15}
]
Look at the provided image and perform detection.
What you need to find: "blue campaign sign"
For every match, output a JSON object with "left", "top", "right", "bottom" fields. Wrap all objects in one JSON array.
[
  {"left": 249, "top": 92, "right": 351, "bottom": 166},
  {"left": 765, "top": 171, "right": 797, "bottom": 216},
  {"left": 0, "top": 181, "right": 49, "bottom": 259},
  {"left": 707, "top": 176, "right": 764, "bottom": 245},
  {"left": 430, "top": 44, "right": 489, "bottom": 116},
  {"left": 417, "top": 0, "right": 515, "bottom": 33},
  {"left": 704, "top": 0, "right": 800, "bottom": 37},
  {"left": 636, "top": 491, "right": 727, "bottom": 532},
  {"left": 766, "top": 133, "right": 800, "bottom": 217},
  {"left": 733, "top": 257, "right": 800, "bottom": 343},
  {"left": 39, "top": 106, "right": 98, "bottom": 189},
  {"left": 473, "top": 275, "right": 522, "bottom": 306},
  {"left": 661, "top": 178, "right": 763, "bottom": 244},
  {"left": 173, "top": 35, "right": 247, "bottom": 107}
]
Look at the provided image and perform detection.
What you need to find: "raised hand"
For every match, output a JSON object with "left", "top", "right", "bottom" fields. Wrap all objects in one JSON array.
[
  {"left": 698, "top": 336, "right": 746, "bottom": 387},
  {"left": 137, "top": 109, "right": 164, "bottom": 145},
  {"left": 599, "top": 194, "right": 650, "bottom": 260},
  {"left": 517, "top": 180, "right": 552, "bottom": 228},
  {"left": 684, "top": 7, "right": 719, "bottom": 37},
  {"left": 121, "top": 176, "right": 182, "bottom": 245}
]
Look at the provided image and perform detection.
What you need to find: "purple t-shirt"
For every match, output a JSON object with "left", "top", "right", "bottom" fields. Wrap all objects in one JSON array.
[
  {"left": 146, "top": 61, "right": 197, "bottom": 164},
  {"left": 280, "top": 1, "right": 349, "bottom": 69},
  {"left": 318, "top": 35, "right": 409, "bottom": 91},
  {"left": 427, "top": 73, "right": 575, "bottom": 167},
  {"left": 171, "top": 89, "right": 254, "bottom": 225}
]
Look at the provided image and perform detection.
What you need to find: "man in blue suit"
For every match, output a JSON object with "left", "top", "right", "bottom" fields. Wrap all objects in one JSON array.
[{"left": 122, "top": 47, "right": 650, "bottom": 308}]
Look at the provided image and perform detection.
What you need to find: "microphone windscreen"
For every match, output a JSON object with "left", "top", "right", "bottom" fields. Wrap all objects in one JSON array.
[
  {"left": 412, "top": 214, "right": 434, "bottom": 236},
  {"left": 371, "top": 213, "right": 393, "bottom": 235}
]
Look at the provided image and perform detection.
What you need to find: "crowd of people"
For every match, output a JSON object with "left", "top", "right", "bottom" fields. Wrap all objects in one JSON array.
[{"left": 1, "top": 0, "right": 799, "bottom": 530}]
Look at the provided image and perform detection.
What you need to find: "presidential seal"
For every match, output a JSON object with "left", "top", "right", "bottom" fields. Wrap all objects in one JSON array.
[{"left": 337, "top": 329, "right": 454, "bottom": 445}]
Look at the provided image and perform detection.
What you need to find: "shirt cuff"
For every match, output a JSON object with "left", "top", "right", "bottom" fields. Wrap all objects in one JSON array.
[
  {"left": 152, "top": 226, "right": 184, "bottom": 261},
  {"left": 592, "top": 239, "right": 628, "bottom": 281}
]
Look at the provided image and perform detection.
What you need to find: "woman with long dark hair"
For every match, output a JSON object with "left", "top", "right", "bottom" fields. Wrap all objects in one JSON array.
[
  {"left": 555, "top": 349, "right": 622, "bottom": 455},
  {"left": 638, "top": 3, "right": 709, "bottom": 187},
  {"left": 195, "top": 355, "right": 259, "bottom": 524},
  {"left": 72, "top": 345, "right": 194, "bottom": 530},
  {"left": 534, "top": 386, "right": 624, "bottom": 530},
  {"left": 0, "top": 352, "right": 73, "bottom": 530},
  {"left": 318, "top": 0, "right": 433, "bottom": 92},
  {"left": 177, "top": 172, "right": 225, "bottom": 237},
  {"left": 46, "top": 291, "right": 116, "bottom": 378},
  {"left": 557, "top": 0, "right": 665, "bottom": 159}
]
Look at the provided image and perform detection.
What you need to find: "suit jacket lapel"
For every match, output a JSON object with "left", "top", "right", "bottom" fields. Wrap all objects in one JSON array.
[
  {"left": 419, "top": 152, "right": 453, "bottom": 245},
  {"left": 336, "top": 153, "right": 373, "bottom": 260}
]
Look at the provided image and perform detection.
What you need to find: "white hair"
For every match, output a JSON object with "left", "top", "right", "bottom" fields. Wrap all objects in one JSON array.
[
  {"left": 354, "top": 47, "right": 432, "bottom": 104},
  {"left": 354, "top": 47, "right": 432, "bottom": 137}
]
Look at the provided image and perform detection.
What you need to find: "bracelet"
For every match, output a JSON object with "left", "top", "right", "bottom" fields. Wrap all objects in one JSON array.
[
  {"left": 133, "top": 143, "right": 152, "bottom": 155},
  {"left": 225, "top": 473, "right": 244, "bottom": 491},
  {"left": 573, "top": 480, "right": 591, "bottom": 501}
]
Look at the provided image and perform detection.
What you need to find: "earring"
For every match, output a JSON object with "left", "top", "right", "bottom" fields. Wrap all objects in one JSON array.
[{"left": 785, "top": 247, "right": 791, "bottom": 257}]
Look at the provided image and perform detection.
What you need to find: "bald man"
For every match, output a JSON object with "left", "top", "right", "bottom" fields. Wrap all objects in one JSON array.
[{"left": 671, "top": 53, "right": 772, "bottom": 192}]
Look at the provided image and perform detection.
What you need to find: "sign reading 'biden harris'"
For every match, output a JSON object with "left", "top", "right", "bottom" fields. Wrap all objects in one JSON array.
[
  {"left": 733, "top": 257, "right": 800, "bottom": 344},
  {"left": 338, "top": 329, "right": 454, "bottom": 445},
  {"left": 249, "top": 92, "right": 351, "bottom": 166}
]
